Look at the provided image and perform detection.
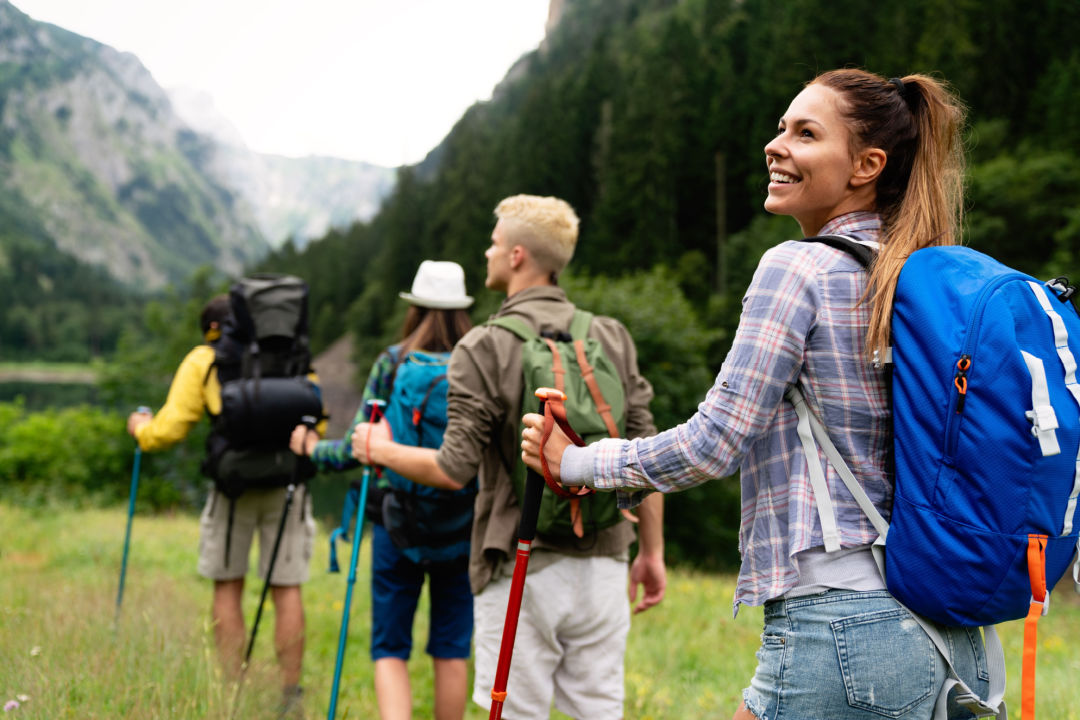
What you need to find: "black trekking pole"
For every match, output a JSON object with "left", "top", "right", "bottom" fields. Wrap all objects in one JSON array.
[
  {"left": 489, "top": 388, "right": 569, "bottom": 720},
  {"left": 115, "top": 405, "right": 151, "bottom": 627},
  {"left": 230, "top": 414, "right": 318, "bottom": 719},
  {"left": 327, "top": 398, "right": 385, "bottom": 720}
]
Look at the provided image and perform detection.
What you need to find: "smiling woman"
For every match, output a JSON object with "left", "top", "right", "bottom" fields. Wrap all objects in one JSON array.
[
  {"left": 763, "top": 83, "right": 886, "bottom": 238},
  {"left": 521, "top": 68, "right": 974, "bottom": 720}
]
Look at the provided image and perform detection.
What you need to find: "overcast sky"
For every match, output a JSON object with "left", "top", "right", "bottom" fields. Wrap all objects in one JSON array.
[{"left": 12, "top": 0, "right": 551, "bottom": 167}]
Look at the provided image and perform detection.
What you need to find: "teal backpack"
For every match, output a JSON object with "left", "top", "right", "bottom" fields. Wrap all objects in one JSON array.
[
  {"left": 380, "top": 347, "right": 477, "bottom": 567},
  {"left": 488, "top": 310, "right": 626, "bottom": 539}
]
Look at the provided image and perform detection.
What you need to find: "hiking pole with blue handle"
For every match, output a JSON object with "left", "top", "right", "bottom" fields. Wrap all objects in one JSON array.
[
  {"left": 327, "top": 398, "right": 386, "bottom": 720},
  {"left": 489, "top": 388, "right": 566, "bottom": 720},
  {"left": 115, "top": 405, "right": 151, "bottom": 626}
]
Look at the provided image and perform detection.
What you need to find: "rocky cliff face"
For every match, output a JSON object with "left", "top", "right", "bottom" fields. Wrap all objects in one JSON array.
[
  {"left": 0, "top": 0, "right": 269, "bottom": 287},
  {"left": 167, "top": 87, "right": 395, "bottom": 249}
]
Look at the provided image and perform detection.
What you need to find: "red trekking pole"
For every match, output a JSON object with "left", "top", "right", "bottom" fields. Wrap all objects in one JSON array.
[{"left": 488, "top": 387, "right": 590, "bottom": 719}]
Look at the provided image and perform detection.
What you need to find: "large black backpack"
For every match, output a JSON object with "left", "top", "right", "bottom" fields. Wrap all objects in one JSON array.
[{"left": 202, "top": 274, "right": 323, "bottom": 499}]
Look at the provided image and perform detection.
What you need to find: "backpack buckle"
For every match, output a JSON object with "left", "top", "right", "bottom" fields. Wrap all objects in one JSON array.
[
  {"left": 1047, "top": 277, "right": 1076, "bottom": 303},
  {"left": 540, "top": 329, "right": 572, "bottom": 342},
  {"left": 1025, "top": 405, "right": 1060, "bottom": 436},
  {"left": 1030, "top": 590, "right": 1051, "bottom": 616},
  {"left": 954, "top": 693, "right": 1001, "bottom": 719}
]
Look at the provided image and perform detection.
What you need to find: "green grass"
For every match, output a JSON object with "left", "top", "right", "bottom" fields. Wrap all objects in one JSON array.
[{"left": 1, "top": 503, "right": 1078, "bottom": 719}]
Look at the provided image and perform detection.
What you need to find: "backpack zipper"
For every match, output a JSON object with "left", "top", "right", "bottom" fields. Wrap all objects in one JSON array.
[
  {"left": 943, "top": 272, "right": 1026, "bottom": 458},
  {"left": 953, "top": 354, "right": 971, "bottom": 414}
]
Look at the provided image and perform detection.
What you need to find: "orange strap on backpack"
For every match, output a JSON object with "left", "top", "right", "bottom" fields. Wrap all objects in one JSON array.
[
  {"left": 542, "top": 338, "right": 568, "bottom": 395},
  {"left": 1022, "top": 533, "right": 1048, "bottom": 720},
  {"left": 543, "top": 338, "right": 638, "bottom": 526},
  {"left": 535, "top": 388, "right": 596, "bottom": 538},
  {"left": 572, "top": 340, "right": 620, "bottom": 438}
]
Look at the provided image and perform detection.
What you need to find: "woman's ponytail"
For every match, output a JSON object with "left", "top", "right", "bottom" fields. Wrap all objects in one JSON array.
[{"left": 812, "top": 70, "right": 967, "bottom": 358}]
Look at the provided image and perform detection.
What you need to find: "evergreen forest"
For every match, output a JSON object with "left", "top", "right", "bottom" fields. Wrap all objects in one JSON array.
[{"left": 249, "top": 0, "right": 1080, "bottom": 567}]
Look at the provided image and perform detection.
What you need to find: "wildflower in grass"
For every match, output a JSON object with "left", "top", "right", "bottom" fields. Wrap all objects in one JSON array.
[
  {"left": 3, "top": 699, "right": 18, "bottom": 711},
  {"left": 14, "top": 697, "right": 27, "bottom": 703},
  {"left": 1044, "top": 634, "right": 1066, "bottom": 654},
  {"left": 29, "top": 646, "right": 41, "bottom": 657}
]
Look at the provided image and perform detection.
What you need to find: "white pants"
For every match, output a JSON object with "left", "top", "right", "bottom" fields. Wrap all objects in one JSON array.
[{"left": 472, "top": 554, "right": 631, "bottom": 720}]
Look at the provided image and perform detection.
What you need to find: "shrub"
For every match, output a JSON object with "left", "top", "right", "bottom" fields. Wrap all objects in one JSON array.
[{"left": 0, "top": 401, "right": 194, "bottom": 510}]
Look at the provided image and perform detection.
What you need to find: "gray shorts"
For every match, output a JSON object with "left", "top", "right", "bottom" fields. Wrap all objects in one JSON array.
[
  {"left": 472, "top": 554, "right": 630, "bottom": 720},
  {"left": 197, "top": 486, "right": 315, "bottom": 585}
]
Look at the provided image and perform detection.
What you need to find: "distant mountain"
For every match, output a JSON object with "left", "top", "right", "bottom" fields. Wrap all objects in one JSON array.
[
  {"left": 167, "top": 87, "right": 395, "bottom": 249},
  {"left": 0, "top": 0, "right": 267, "bottom": 287},
  {"left": 0, "top": 0, "right": 394, "bottom": 290}
]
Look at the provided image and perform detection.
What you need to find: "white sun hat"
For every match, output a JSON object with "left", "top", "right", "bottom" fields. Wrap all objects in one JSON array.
[{"left": 399, "top": 260, "right": 474, "bottom": 309}]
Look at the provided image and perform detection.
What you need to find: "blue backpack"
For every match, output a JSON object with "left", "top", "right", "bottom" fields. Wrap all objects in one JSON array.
[
  {"left": 381, "top": 347, "right": 476, "bottom": 567},
  {"left": 789, "top": 238, "right": 1080, "bottom": 719}
]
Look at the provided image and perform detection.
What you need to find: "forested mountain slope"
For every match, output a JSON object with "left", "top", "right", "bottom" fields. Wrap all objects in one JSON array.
[
  {"left": 265, "top": 0, "right": 1080, "bottom": 357},
  {"left": 257, "top": 0, "right": 1080, "bottom": 568}
]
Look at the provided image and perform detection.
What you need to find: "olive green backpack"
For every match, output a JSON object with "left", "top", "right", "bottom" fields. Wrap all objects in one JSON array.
[{"left": 487, "top": 310, "right": 626, "bottom": 539}]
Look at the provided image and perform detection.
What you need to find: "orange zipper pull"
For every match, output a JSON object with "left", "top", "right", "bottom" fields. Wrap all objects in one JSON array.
[{"left": 953, "top": 354, "right": 971, "bottom": 413}]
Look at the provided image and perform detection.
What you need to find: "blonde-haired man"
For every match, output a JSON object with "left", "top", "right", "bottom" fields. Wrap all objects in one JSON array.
[
  {"left": 489, "top": 194, "right": 578, "bottom": 284},
  {"left": 353, "top": 194, "right": 666, "bottom": 720}
]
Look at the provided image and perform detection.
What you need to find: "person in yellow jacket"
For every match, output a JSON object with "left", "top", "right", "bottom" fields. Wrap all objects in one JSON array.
[{"left": 126, "top": 294, "right": 324, "bottom": 715}]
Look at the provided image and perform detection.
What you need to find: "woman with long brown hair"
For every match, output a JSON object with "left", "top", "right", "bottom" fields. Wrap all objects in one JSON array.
[
  {"left": 292, "top": 260, "right": 476, "bottom": 720},
  {"left": 523, "top": 69, "right": 990, "bottom": 718}
]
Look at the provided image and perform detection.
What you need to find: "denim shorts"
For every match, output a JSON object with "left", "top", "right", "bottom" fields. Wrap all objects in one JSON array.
[
  {"left": 369, "top": 523, "right": 473, "bottom": 661},
  {"left": 743, "top": 589, "right": 990, "bottom": 720}
]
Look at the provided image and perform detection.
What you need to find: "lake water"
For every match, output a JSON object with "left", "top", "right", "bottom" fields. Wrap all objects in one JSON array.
[{"left": 0, "top": 381, "right": 99, "bottom": 410}]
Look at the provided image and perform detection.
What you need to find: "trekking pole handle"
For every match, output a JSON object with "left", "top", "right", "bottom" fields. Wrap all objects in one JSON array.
[
  {"left": 300, "top": 414, "right": 318, "bottom": 429},
  {"left": 358, "top": 399, "right": 387, "bottom": 469},
  {"left": 517, "top": 388, "right": 566, "bottom": 541},
  {"left": 364, "top": 398, "right": 387, "bottom": 420},
  {"left": 136, "top": 405, "right": 152, "bottom": 415}
]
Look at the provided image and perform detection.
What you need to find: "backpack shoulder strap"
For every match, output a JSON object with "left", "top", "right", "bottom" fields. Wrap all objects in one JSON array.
[
  {"left": 574, "top": 339, "right": 620, "bottom": 438},
  {"left": 566, "top": 309, "right": 620, "bottom": 436},
  {"left": 386, "top": 344, "right": 408, "bottom": 392},
  {"left": 487, "top": 315, "right": 537, "bottom": 341},
  {"left": 783, "top": 382, "right": 1005, "bottom": 719},
  {"left": 412, "top": 373, "right": 449, "bottom": 448},
  {"left": 784, "top": 383, "right": 889, "bottom": 543},
  {"left": 568, "top": 310, "right": 594, "bottom": 340},
  {"left": 800, "top": 235, "right": 892, "bottom": 368},
  {"left": 800, "top": 234, "right": 875, "bottom": 269}
]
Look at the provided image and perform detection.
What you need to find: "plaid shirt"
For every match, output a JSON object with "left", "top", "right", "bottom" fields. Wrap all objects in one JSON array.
[
  {"left": 310, "top": 346, "right": 398, "bottom": 471},
  {"left": 588, "top": 212, "right": 892, "bottom": 613}
]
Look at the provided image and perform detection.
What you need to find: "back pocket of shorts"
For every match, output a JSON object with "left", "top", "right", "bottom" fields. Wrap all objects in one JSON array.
[{"left": 831, "top": 608, "right": 935, "bottom": 717}]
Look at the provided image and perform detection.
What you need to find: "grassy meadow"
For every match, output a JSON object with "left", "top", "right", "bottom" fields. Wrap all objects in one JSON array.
[{"left": 2, "top": 502, "right": 1079, "bottom": 719}]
